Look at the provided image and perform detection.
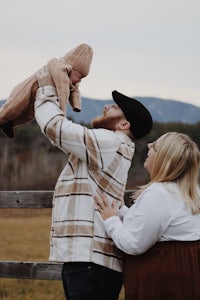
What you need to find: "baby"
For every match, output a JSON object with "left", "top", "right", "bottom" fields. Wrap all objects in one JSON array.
[{"left": 0, "top": 43, "right": 93, "bottom": 137}]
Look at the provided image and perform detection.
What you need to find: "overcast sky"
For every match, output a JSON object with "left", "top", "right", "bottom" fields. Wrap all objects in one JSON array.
[{"left": 0, "top": 0, "right": 200, "bottom": 107}]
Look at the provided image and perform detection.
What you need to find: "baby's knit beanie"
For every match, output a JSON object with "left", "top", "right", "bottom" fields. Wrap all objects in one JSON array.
[{"left": 64, "top": 43, "right": 93, "bottom": 77}]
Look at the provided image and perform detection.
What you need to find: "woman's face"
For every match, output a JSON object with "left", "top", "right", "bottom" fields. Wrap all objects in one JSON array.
[{"left": 144, "top": 136, "right": 163, "bottom": 175}]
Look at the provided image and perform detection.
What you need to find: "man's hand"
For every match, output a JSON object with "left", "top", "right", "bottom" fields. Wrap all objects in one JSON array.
[{"left": 35, "top": 65, "right": 55, "bottom": 88}]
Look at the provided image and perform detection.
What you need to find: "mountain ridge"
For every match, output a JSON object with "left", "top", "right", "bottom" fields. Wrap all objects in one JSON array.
[{"left": 66, "top": 96, "right": 200, "bottom": 124}]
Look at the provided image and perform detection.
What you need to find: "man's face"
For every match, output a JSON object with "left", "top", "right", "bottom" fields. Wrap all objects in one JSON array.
[{"left": 91, "top": 104, "right": 126, "bottom": 130}]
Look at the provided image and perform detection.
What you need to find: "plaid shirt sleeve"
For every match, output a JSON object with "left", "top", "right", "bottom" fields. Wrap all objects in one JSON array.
[{"left": 35, "top": 86, "right": 120, "bottom": 166}]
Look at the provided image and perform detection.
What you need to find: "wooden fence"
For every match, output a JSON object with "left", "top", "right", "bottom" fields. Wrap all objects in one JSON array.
[{"left": 0, "top": 190, "right": 133, "bottom": 280}]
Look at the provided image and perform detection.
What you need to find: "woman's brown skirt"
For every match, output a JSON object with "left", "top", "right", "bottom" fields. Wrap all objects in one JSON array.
[{"left": 123, "top": 241, "right": 200, "bottom": 300}]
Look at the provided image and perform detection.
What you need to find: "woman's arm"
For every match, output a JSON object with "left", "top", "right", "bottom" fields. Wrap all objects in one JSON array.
[{"left": 95, "top": 188, "right": 172, "bottom": 255}]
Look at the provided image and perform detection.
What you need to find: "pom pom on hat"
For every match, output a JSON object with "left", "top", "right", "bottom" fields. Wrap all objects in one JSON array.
[{"left": 64, "top": 43, "right": 93, "bottom": 77}]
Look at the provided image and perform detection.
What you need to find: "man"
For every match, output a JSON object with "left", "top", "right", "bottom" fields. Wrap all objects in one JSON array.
[{"left": 34, "top": 68, "right": 153, "bottom": 300}]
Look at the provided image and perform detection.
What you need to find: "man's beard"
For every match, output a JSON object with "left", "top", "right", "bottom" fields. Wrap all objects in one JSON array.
[{"left": 91, "top": 115, "right": 121, "bottom": 131}]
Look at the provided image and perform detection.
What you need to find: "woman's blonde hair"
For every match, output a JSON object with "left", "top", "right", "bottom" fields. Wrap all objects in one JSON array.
[{"left": 135, "top": 132, "right": 200, "bottom": 214}]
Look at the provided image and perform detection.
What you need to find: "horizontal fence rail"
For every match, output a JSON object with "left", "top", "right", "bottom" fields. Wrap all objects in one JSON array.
[
  {"left": 0, "top": 190, "right": 134, "bottom": 280},
  {"left": 0, "top": 190, "right": 54, "bottom": 208},
  {"left": 0, "top": 261, "right": 62, "bottom": 280},
  {"left": 0, "top": 190, "right": 134, "bottom": 209}
]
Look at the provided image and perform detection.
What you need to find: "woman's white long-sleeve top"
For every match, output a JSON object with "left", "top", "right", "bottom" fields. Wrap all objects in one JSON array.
[{"left": 105, "top": 182, "right": 200, "bottom": 255}]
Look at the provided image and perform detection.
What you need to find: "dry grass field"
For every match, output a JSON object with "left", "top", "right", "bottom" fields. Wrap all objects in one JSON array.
[{"left": 0, "top": 208, "right": 124, "bottom": 300}]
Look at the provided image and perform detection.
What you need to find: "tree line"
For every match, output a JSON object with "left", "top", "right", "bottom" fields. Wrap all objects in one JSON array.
[{"left": 0, "top": 120, "right": 200, "bottom": 190}]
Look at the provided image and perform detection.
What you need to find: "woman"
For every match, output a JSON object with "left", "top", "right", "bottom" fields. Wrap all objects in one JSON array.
[{"left": 95, "top": 132, "right": 200, "bottom": 300}]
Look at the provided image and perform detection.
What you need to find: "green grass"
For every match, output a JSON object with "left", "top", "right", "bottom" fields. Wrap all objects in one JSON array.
[{"left": 0, "top": 209, "right": 124, "bottom": 300}]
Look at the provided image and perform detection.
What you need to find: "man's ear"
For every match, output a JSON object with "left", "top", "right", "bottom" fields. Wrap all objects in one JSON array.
[{"left": 117, "top": 119, "right": 130, "bottom": 131}]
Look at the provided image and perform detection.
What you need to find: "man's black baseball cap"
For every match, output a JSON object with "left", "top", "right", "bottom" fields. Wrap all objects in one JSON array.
[{"left": 112, "top": 90, "right": 153, "bottom": 139}]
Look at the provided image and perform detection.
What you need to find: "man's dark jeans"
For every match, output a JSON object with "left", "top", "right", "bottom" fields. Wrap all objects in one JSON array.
[{"left": 62, "top": 262, "right": 123, "bottom": 300}]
